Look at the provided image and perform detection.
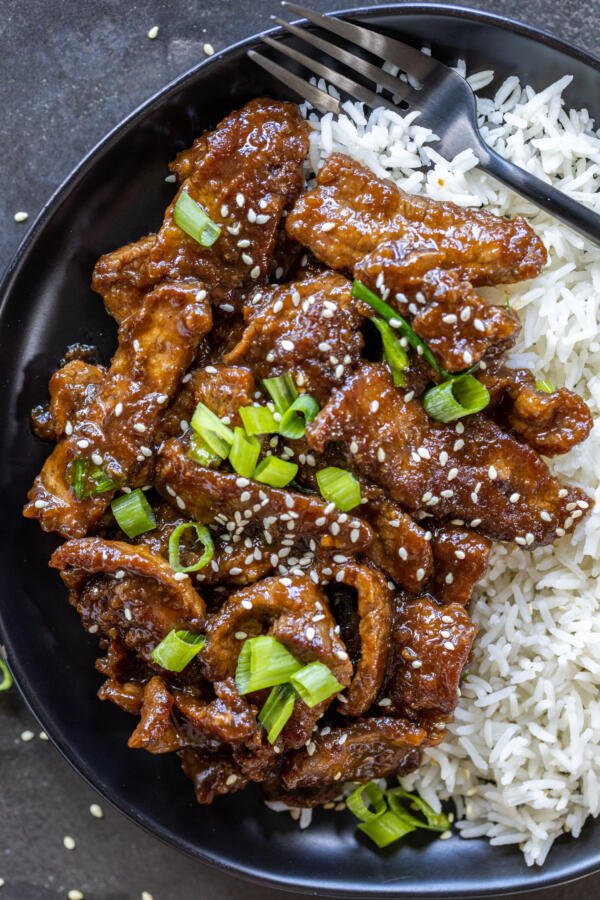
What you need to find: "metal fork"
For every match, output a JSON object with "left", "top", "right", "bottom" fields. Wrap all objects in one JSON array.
[{"left": 248, "top": 2, "right": 600, "bottom": 246}]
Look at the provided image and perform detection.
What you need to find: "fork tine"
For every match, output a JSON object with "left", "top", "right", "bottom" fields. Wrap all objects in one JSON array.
[
  {"left": 261, "top": 35, "right": 400, "bottom": 113},
  {"left": 282, "top": 2, "right": 436, "bottom": 82},
  {"left": 247, "top": 49, "right": 340, "bottom": 115},
  {"left": 272, "top": 15, "right": 412, "bottom": 102}
]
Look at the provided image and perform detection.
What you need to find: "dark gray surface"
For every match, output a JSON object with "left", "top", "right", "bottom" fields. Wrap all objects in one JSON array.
[{"left": 1, "top": 1, "right": 599, "bottom": 898}]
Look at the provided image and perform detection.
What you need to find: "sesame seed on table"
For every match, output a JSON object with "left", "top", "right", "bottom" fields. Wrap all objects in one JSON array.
[{"left": 1, "top": 0, "right": 599, "bottom": 899}]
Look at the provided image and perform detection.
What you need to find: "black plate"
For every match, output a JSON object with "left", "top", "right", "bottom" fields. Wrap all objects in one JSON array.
[{"left": 1, "top": 4, "right": 599, "bottom": 897}]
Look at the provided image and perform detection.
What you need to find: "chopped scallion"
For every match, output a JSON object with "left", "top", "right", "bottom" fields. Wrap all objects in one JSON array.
[
  {"left": 346, "top": 782, "right": 387, "bottom": 822},
  {"left": 347, "top": 782, "right": 451, "bottom": 849},
  {"left": 235, "top": 635, "right": 302, "bottom": 694},
  {"left": 253, "top": 455, "right": 298, "bottom": 488},
  {"left": 535, "top": 379, "right": 554, "bottom": 394},
  {"left": 263, "top": 373, "right": 298, "bottom": 415},
  {"left": 239, "top": 405, "right": 279, "bottom": 435},
  {"left": 151, "top": 629, "right": 205, "bottom": 672},
  {"left": 372, "top": 317, "right": 410, "bottom": 387},
  {"left": 0, "top": 658, "right": 13, "bottom": 692},
  {"left": 386, "top": 788, "right": 451, "bottom": 832},
  {"left": 191, "top": 402, "right": 234, "bottom": 458},
  {"left": 422, "top": 374, "right": 490, "bottom": 422},
  {"left": 290, "top": 661, "right": 343, "bottom": 707},
  {"left": 111, "top": 489, "right": 156, "bottom": 538},
  {"left": 168, "top": 522, "right": 214, "bottom": 573},
  {"left": 352, "top": 279, "right": 444, "bottom": 374},
  {"left": 228, "top": 427, "right": 261, "bottom": 478},
  {"left": 187, "top": 433, "right": 222, "bottom": 468},
  {"left": 67, "top": 457, "right": 120, "bottom": 501},
  {"left": 357, "top": 809, "right": 417, "bottom": 848},
  {"left": 258, "top": 683, "right": 297, "bottom": 744},
  {"left": 278, "top": 394, "right": 320, "bottom": 440},
  {"left": 316, "top": 466, "right": 361, "bottom": 511},
  {"left": 173, "top": 190, "right": 221, "bottom": 247}
]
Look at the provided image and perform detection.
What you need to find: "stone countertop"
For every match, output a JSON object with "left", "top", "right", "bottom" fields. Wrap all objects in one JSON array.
[{"left": 1, "top": 1, "right": 599, "bottom": 898}]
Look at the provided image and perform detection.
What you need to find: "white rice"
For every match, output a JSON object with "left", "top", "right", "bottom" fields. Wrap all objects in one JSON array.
[{"left": 303, "top": 69, "right": 600, "bottom": 865}]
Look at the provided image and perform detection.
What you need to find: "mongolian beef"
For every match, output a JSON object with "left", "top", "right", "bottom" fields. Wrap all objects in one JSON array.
[{"left": 24, "top": 98, "right": 593, "bottom": 829}]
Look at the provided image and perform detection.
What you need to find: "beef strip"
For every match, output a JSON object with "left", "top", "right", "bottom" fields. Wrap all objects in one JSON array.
[
  {"left": 307, "top": 364, "right": 590, "bottom": 546},
  {"left": 173, "top": 679, "right": 257, "bottom": 744},
  {"left": 286, "top": 153, "right": 546, "bottom": 287},
  {"left": 92, "top": 234, "right": 157, "bottom": 323},
  {"left": 32, "top": 359, "right": 106, "bottom": 441},
  {"left": 223, "top": 272, "right": 366, "bottom": 404},
  {"left": 428, "top": 526, "right": 491, "bottom": 605},
  {"left": 128, "top": 676, "right": 185, "bottom": 753},
  {"left": 50, "top": 537, "right": 205, "bottom": 661},
  {"left": 360, "top": 495, "right": 434, "bottom": 592},
  {"left": 180, "top": 747, "right": 248, "bottom": 804},
  {"left": 481, "top": 365, "right": 593, "bottom": 455},
  {"left": 24, "top": 282, "right": 212, "bottom": 537},
  {"left": 384, "top": 594, "right": 477, "bottom": 725},
  {"left": 155, "top": 438, "right": 373, "bottom": 553},
  {"left": 278, "top": 717, "right": 427, "bottom": 792},
  {"left": 98, "top": 678, "right": 145, "bottom": 715}
]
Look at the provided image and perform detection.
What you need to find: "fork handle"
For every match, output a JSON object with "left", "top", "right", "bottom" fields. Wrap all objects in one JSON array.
[{"left": 477, "top": 144, "right": 600, "bottom": 247}]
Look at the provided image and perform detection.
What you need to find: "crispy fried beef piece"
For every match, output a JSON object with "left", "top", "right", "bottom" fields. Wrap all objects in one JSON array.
[
  {"left": 481, "top": 366, "right": 593, "bottom": 455},
  {"left": 50, "top": 538, "right": 205, "bottom": 660},
  {"left": 32, "top": 359, "right": 106, "bottom": 441},
  {"left": 173, "top": 679, "right": 257, "bottom": 744},
  {"left": 385, "top": 594, "right": 476, "bottom": 724},
  {"left": 180, "top": 747, "right": 248, "bottom": 804},
  {"left": 429, "top": 526, "right": 492, "bottom": 605},
  {"left": 278, "top": 718, "right": 426, "bottom": 794},
  {"left": 98, "top": 679, "right": 145, "bottom": 715},
  {"left": 361, "top": 495, "right": 434, "bottom": 592},
  {"left": 92, "top": 234, "right": 157, "bottom": 323},
  {"left": 223, "top": 273, "right": 366, "bottom": 404},
  {"left": 307, "top": 364, "right": 589, "bottom": 546},
  {"left": 323, "top": 563, "right": 392, "bottom": 717},
  {"left": 128, "top": 676, "right": 184, "bottom": 753},
  {"left": 155, "top": 438, "right": 373, "bottom": 553},
  {"left": 287, "top": 153, "right": 546, "bottom": 287},
  {"left": 24, "top": 283, "right": 212, "bottom": 537}
]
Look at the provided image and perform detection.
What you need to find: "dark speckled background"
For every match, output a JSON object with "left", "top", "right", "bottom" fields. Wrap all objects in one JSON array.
[{"left": 1, "top": 1, "right": 599, "bottom": 898}]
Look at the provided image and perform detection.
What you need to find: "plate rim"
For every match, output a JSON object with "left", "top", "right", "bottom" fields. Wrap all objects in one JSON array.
[{"left": 2, "top": 4, "right": 600, "bottom": 897}]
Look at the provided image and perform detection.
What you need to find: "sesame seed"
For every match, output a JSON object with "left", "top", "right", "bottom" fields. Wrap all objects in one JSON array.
[
  {"left": 378, "top": 697, "right": 392, "bottom": 707},
  {"left": 448, "top": 466, "right": 458, "bottom": 480},
  {"left": 460, "top": 307, "right": 472, "bottom": 322},
  {"left": 470, "top": 492, "right": 479, "bottom": 503},
  {"left": 241, "top": 598, "right": 253, "bottom": 610},
  {"left": 443, "top": 641, "right": 454, "bottom": 651},
  {"left": 377, "top": 447, "right": 386, "bottom": 462},
  {"left": 470, "top": 518, "right": 481, "bottom": 527},
  {"left": 417, "top": 447, "right": 431, "bottom": 460},
  {"left": 488, "top": 465, "right": 497, "bottom": 479},
  {"left": 411, "top": 659, "right": 422, "bottom": 669},
  {"left": 334, "top": 363, "right": 345, "bottom": 378},
  {"left": 34, "top": 500, "right": 47, "bottom": 509},
  {"left": 133, "top": 422, "right": 146, "bottom": 433},
  {"left": 398, "top": 547, "right": 408, "bottom": 561},
  {"left": 445, "top": 573, "right": 454, "bottom": 585},
  {"left": 440, "top": 830, "right": 452, "bottom": 840},
  {"left": 330, "top": 522, "right": 340, "bottom": 536},
  {"left": 441, "top": 489, "right": 454, "bottom": 498},
  {"left": 515, "top": 536, "right": 527, "bottom": 546},
  {"left": 63, "top": 835, "right": 76, "bottom": 850},
  {"left": 133, "top": 339, "right": 141, "bottom": 352},
  {"left": 416, "top": 567, "right": 425, "bottom": 581},
  {"left": 455, "top": 549, "right": 466, "bottom": 559},
  {"left": 203, "top": 43, "right": 215, "bottom": 56},
  {"left": 306, "top": 627, "right": 316, "bottom": 641},
  {"left": 370, "top": 400, "right": 379, "bottom": 413},
  {"left": 540, "top": 510, "right": 552, "bottom": 521},
  {"left": 473, "top": 317, "right": 485, "bottom": 332},
  {"left": 65, "top": 421, "right": 73, "bottom": 435},
  {"left": 442, "top": 313, "right": 457, "bottom": 324},
  {"left": 235, "top": 193, "right": 245, "bottom": 207},
  {"left": 147, "top": 25, "right": 159, "bottom": 39},
  {"left": 349, "top": 440, "right": 359, "bottom": 454},
  {"left": 321, "top": 222, "right": 336, "bottom": 232},
  {"left": 250, "top": 266, "right": 260, "bottom": 279},
  {"left": 14, "top": 210, "right": 29, "bottom": 222},
  {"left": 509, "top": 493, "right": 520, "bottom": 503},
  {"left": 140, "top": 446, "right": 152, "bottom": 458},
  {"left": 318, "top": 341, "right": 331, "bottom": 352},
  {"left": 68, "top": 892, "right": 84, "bottom": 900},
  {"left": 89, "top": 803, "right": 104, "bottom": 818},
  {"left": 173, "top": 572, "right": 188, "bottom": 582},
  {"left": 256, "top": 214, "right": 270, "bottom": 224},
  {"left": 281, "top": 339, "right": 295, "bottom": 351},
  {"left": 225, "top": 773, "right": 238, "bottom": 786},
  {"left": 247, "top": 209, "right": 257, "bottom": 223},
  {"left": 272, "top": 300, "right": 283, "bottom": 314},
  {"left": 241, "top": 252, "right": 253, "bottom": 265},
  {"left": 176, "top": 496, "right": 186, "bottom": 510},
  {"left": 142, "top": 893, "right": 154, "bottom": 900},
  {"left": 20, "top": 730, "right": 35, "bottom": 742},
  {"left": 453, "top": 439, "right": 465, "bottom": 452},
  {"left": 76, "top": 439, "right": 89, "bottom": 449},
  {"left": 463, "top": 350, "right": 473, "bottom": 364}
]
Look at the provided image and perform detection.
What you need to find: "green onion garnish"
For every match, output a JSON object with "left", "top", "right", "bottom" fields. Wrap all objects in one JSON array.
[
  {"left": 173, "top": 190, "right": 221, "bottom": 247},
  {"left": 0, "top": 658, "right": 13, "bottom": 692},
  {"left": 372, "top": 317, "right": 410, "bottom": 387},
  {"left": 316, "top": 466, "right": 361, "bottom": 511},
  {"left": 352, "top": 279, "right": 443, "bottom": 374},
  {"left": 258, "top": 683, "right": 297, "bottom": 744},
  {"left": 187, "top": 433, "right": 222, "bottom": 468},
  {"left": 263, "top": 373, "right": 298, "bottom": 415},
  {"left": 111, "top": 489, "right": 156, "bottom": 539},
  {"left": 190, "top": 402, "right": 234, "bottom": 458},
  {"left": 151, "top": 629, "right": 206, "bottom": 672},
  {"left": 289, "top": 661, "right": 343, "bottom": 707},
  {"left": 386, "top": 788, "right": 451, "bottom": 832},
  {"left": 278, "top": 394, "right": 320, "bottom": 440},
  {"left": 253, "top": 455, "right": 298, "bottom": 488},
  {"left": 346, "top": 782, "right": 387, "bottom": 822},
  {"left": 239, "top": 405, "right": 279, "bottom": 435},
  {"left": 535, "top": 379, "right": 554, "bottom": 393},
  {"left": 228, "top": 427, "right": 261, "bottom": 478},
  {"left": 235, "top": 635, "right": 302, "bottom": 695},
  {"left": 357, "top": 809, "right": 418, "bottom": 848},
  {"left": 67, "top": 457, "right": 120, "bottom": 501},
  {"left": 422, "top": 374, "right": 490, "bottom": 423},
  {"left": 168, "top": 522, "right": 214, "bottom": 573}
]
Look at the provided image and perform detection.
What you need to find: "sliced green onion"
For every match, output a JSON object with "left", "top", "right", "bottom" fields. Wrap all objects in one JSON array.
[
  {"left": 190, "top": 402, "right": 234, "bottom": 458},
  {"left": 254, "top": 455, "right": 298, "bottom": 488},
  {"left": 346, "top": 782, "right": 387, "bottom": 822},
  {"left": 357, "top": 809, "right": 417, "bottom": 848},
  {"left": 258, "top": 683, "right": 297, "bottom": 744},
  {"left": 352, "top": 279, "right": 443, "bottom": 374},
  {"left": 67, "top": 457, "right": 120, "bottom": 500},
  {"left": 235, "top": 635, "right": 302, "bottom": 695},
  {"left": 535, "top": 379, "right": 554, "bottom": 394},
  {"left": 0, "top": 658, "right": 13, "bottom": 692},
  {"left": 187, "top": 433, "right": 222, "bottom": 468},
  {"left": 372, "top": 317, "right": 410, "bottom": 387},
  {"left": 173, "top": 190, "right": 221, "bottom": 247},
  {"left": 422, "top": 374, "right": 490, "bottom": 423},
  {"left": 278, "top": 394, "right": 320, "bottom": 440},
  {"left": 239, "top": 405, "right": 279, "bottom": 435},
  {"left": 386, "top": 788, "right": 451, "bottom": 832},
  {"left": 263, "top": 373, "right": 298, "bottom": 415},
  {"left": 290, "top": 661, "right": 343, "bottom": 707},
  {"left": 229, "top": 427, "right": 261, "bottom": 478},
  {"left": 168, "top": 522, "right": 214, "bottom": 573},
  {"left": 151, "top": 629, "right": 205, "bottom": 672},
  {"left": 111, "top": 489, "right": 156, "bottom": 538},
  {"left": 316, "top": 466, "right": 361, "bottom": 512}
]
